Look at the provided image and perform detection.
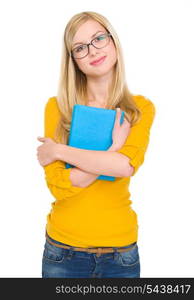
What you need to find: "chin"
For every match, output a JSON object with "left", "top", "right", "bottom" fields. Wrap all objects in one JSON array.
[
  {"left": 89, "top": 69, "right": 111, "bottom": 78},
  {"left": 94, "top": 64, "right": 113, "bottom": 74}
]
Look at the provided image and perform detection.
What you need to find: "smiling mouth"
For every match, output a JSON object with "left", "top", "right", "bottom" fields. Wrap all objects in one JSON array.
[{"left": 90, "top": 56, "right": 106, "bottom": 66}]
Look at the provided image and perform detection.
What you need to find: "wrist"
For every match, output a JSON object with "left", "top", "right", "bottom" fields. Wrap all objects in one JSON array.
[
  {"left": 108, "top": 143, "right": 120, "bottom": 151},
  {"left": 55, "top": 143, "right": 67, "bottom": 161}
]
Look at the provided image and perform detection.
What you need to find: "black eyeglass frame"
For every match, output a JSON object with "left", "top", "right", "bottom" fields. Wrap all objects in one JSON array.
[{"left": 70, "top": 32, "right": 112, "bottom": 59}]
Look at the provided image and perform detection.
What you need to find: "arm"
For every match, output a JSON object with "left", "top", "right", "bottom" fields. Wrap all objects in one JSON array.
[
  {"left": 69, "top": 143, "right": 123, "bottom": 188},
  {"left": 44, "top": 145, "right": 120, "bottom": 195},
  {"left": 43, "top": 98, "right": 129, "bottom": 199},
  {"left": 56, "top": 142, "right": 132, "bottom": 178},
  {"left": 116, "top": 96, "right": 156, "bottom": 176},
  {"left": 43, "top": 97, "right": 89, "bottom": 199}
]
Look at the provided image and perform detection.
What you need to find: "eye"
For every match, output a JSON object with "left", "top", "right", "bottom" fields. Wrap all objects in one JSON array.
[
  {"left": 75, "top": 45, "right": 86, "bottom": 53},
  {"left": 94, "top": 34, "right": 106, "bottom": 42}
]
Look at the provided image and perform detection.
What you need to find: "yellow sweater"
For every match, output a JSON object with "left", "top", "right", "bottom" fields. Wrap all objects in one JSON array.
[{"left": 43, "top": 95, "right": 156, "bottom": 247}]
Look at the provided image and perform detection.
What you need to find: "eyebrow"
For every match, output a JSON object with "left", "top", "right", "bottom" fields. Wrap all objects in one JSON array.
[{"left": 72, "top": 30, "right": 104, "bottom": 47}]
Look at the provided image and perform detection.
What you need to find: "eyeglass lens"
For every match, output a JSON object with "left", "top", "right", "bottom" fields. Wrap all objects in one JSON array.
[{"left": 72, "top": 33, "right": 111, "bottom": 59}]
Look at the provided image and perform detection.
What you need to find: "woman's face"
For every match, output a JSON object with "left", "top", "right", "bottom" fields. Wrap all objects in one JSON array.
[{"left": 71, "top": 20, "right": 117, "bottom": 78}]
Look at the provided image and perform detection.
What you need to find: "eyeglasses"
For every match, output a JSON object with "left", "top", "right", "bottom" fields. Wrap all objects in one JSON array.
[{"left": 70, "top": 32, "right": 112, "bottom": 59}]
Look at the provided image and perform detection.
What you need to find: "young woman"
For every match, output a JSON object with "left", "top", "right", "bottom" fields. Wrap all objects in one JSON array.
[{"left": 37, "top": 11, "right": 156, "bottom": 278}]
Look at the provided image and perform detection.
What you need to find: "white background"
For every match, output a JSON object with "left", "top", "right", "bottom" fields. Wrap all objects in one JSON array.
[{"left": 0, "top": 0, "right": 193, "bottom": 277}]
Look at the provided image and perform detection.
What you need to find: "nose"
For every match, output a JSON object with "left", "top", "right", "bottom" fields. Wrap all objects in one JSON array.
[{"left": 88, "top": 43, "right": 99, "bottom": 56}]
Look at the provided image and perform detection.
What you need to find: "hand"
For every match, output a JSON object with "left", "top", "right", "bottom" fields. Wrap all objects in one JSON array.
[
  {"left": 112, "top": 108, "right": 131, "bottom": 150},
  {"left": 36, "top": 137, "right": 59, "bottom": 166}
]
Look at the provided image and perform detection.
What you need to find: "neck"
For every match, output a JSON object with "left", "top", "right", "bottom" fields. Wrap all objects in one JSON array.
[{"left": 86, "top": 70, "right": 113, "bottom": 105}]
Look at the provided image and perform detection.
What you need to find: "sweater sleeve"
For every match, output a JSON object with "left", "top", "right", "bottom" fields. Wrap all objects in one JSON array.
[
  {"left": 117, "top": 96, "right": 156, "bottom": 176},
  {"left": 43, "top": 97, "right": 85, "bottom": 199}
]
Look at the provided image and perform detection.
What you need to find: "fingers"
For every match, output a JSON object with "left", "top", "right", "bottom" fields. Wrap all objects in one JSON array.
[
  {"left": 122, "top": 118, "right": 131, "bottom": 128},
  {"left": 115, "top": 108, "right": 122, "bottom": 126},
  {"left": 114, "top": 109, "right": 131, "bottom": 128}
]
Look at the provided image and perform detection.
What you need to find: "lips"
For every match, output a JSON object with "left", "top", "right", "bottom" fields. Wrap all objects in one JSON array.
[{"left": 90, "top": 56, "right": 106, "bottom": 65}]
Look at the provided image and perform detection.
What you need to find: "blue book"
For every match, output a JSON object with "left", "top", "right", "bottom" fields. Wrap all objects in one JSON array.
[{"left": 65, "top": 104, "right": 125, "bottom": 181}]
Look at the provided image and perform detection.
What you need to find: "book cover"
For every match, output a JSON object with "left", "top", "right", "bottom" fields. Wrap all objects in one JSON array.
[{"left": 65, "top": 104, "right": 125, "bottom": 181}]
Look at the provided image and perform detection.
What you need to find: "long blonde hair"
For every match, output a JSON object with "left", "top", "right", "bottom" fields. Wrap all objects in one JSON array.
[{"left": 54, "top": 11, "right": 141, "bottom": 144}]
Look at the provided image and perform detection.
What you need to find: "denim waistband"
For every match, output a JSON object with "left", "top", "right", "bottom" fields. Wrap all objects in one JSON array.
[{"left": 45, "top": 231, "right": 137, "bottom": 250}]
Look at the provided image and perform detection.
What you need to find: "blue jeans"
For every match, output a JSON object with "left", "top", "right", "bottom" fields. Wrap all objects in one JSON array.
[{"left": 42, "top": 234, "right": 140, "bottom": 278}]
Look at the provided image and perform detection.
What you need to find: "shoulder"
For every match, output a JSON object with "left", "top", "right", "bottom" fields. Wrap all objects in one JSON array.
[
  {"left": 44, "top": 96, "right": 60, "bottom": 115},
  {"left": 45, "top": 96, "right": 58, "bottom": 109},
  {"left": 132, "top": 94, "right": 156, "bottom": 115}
]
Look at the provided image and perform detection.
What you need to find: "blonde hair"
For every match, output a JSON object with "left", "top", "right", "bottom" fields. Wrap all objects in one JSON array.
[{"left": 54, "top": 11, "right": 141, "bottom": 144}]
